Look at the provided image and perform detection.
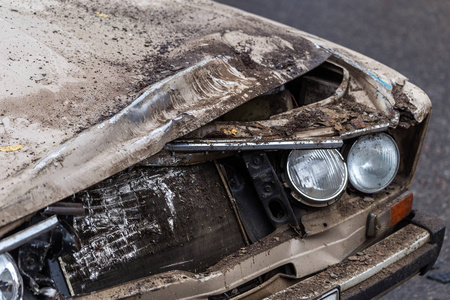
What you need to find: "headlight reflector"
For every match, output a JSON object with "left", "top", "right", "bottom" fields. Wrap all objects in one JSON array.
[
  {"left": 347, "top": 133, "right": 400, "bottom": 193},
  {"left": 0, "top": 253, "right": 23, "bottom": 300},
  {"left": 287, "top": 149, "right": 348, "bottom": 207}
]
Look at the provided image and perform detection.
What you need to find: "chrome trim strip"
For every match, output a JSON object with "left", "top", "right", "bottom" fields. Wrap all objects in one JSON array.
[
  {"left": 164, "top": 138, "right": 343, "bottom": 152},
  {"left": 0, "top": 215, "right": 59, "bottom": 254}
]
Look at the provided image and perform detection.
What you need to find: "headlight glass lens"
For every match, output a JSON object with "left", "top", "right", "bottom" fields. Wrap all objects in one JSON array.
[
  {"left": 287, "top": 149, "right": 348, "bottom": 206},
  {"left": 347, "top": 133, "right": 399, "bottom": 193},
  {"left": 0, "top": 253, "right": 23, "bottom": 300}
]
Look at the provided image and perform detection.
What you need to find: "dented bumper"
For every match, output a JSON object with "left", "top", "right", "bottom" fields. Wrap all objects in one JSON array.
[
  {"left": 268, "top": 212, "right": 445, "bottom": 300},
  {"left": 72, "top": 200, "right": 444, "bottom": 300}
]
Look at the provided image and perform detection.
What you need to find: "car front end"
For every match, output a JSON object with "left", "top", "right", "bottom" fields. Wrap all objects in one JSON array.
[{"left": 0, "top": 0, "right": 444, "bottom": 299}]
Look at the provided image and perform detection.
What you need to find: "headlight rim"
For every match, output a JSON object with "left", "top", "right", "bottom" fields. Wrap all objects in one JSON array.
[
  {"left": 347, "top": 132, "right": 400, "bottom": 194},
  {"left": 286, "top": 148, "right": 348, "bottom": 207},
  {"left": 0, "top": 252, "right": 23, "bottom": 300}
]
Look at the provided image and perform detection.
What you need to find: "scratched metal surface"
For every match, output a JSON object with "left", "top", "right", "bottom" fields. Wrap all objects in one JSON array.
[
  {"left": 61, "top": 162, "right": 245, "bottom": 294},
  {"left": 0, "top": 0, "right": 331, "bottom": 228}
]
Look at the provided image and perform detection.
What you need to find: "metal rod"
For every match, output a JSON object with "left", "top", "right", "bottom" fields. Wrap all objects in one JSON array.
[
  {"left": 43, "top": 203, "right": 85, "bottom": 216},
  {"left": 0, "top": 215, "right": 59, "bottom": 254},
  {"left": 165, "top": 138, "right": 343, "bottom": 152}
]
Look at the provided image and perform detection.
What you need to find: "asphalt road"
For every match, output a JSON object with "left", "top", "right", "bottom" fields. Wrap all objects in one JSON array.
[{"left": 216, "top": 1, "right": 450, "bottom": 299}]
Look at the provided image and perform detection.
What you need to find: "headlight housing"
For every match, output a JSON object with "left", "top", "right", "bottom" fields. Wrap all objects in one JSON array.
[
  {"left": 347, "top": 132, "right": 400, "bottom": 193},
  {"left": 287, "top": 149, "right": 348, "bottom": 207},
  {"left": 0, "top": 253, "right": 23, "bottom": 300}
]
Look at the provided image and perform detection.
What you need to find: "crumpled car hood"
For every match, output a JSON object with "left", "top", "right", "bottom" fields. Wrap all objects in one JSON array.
[{"left": 0, "top": 0, "right": 331, "bottom": 226}]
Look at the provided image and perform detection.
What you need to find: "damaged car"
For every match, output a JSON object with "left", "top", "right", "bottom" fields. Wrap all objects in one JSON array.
[{"left": 0, "top": 0, "right": 445, "bottom": 299}]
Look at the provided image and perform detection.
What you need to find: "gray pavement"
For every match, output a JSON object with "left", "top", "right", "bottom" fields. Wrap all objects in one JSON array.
[{"left": 216, "top": 1, "right": 450, "bottom": 298}]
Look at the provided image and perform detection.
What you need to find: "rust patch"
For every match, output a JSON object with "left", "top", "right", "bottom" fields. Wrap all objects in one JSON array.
[{"left": 350, "top": 118, "right": 366, "bottom": 129}]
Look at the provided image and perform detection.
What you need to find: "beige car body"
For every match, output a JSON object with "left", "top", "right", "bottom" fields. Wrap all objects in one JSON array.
[{"left": 0, "top": 0, "right": 440, "bottom": 299}]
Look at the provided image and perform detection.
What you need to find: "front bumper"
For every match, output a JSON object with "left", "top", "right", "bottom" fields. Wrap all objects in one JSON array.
[
  {"left": 267, "top": 212, "right": 445, "bottom": 300},
  {"left": 75, "top": 211, "right": 444, "bottom": 300},
  {"left": 76, "top": 207, "right": 445, "bottom": 300}
]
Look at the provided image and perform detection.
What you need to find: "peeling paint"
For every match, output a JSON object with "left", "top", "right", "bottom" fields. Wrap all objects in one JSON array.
[
  {"left": 61, "top": 163, "right": 246, "bottom": 294},
  {"left": 66, "top": 169, "right": 182, "bottom": 281},
  {"left": 367, "top": 71, "right": 392, "bottom": 90},
  {"left": 145, "top": 170, "right": 180, "bottom": 231}
]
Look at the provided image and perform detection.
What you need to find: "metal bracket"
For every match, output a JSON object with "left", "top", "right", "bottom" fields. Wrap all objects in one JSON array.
[{"left": 241, "top": 151, "right": 299, "bottom": 229}]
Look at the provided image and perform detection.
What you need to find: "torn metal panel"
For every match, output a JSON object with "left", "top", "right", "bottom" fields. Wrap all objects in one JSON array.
[
  {"left": 393, "top": 81, "right": 431, "bottom": 124},
  {"left": 180, "top": 62, "right": 391, "bottom": 143},
  {"left": 178, "top": 70, "right": 388, "bottom": 144},
  {"left": 296, "top": 33, "right": 431, "bottom": 124},
  {"left": 61, "top": 162, "right": 245, "bottom": 295}
]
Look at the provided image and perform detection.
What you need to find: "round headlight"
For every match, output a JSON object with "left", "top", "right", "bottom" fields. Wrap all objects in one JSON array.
[
  {"left": 347, "top": 132, "right": 400, "bottom": 193},
  {"left": 287, "top": 149, "right": 348, "bottom": 207},
  {"left": 0, "top": 253, "right": 23, "bottom": 300}
]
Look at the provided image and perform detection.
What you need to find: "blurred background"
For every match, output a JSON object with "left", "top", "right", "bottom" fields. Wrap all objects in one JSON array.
[{"left": 216, "top": 1, "right": 449, "bottom": 299}]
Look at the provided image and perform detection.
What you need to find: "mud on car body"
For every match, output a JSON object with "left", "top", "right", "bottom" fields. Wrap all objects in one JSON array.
[{"left": 0, "top": 0, "right": 445, "bottom": 299}]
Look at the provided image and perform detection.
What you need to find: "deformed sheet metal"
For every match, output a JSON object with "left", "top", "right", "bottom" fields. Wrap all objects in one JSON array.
[
  {"left": 299, "top": 33, "right": 432, "bottom": 125},
  {"left": 0, "top": 0, "right": 332, "bottom": 226},
  {"left": 0, "top": 52, "right": 329, "bottom": 226}
]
